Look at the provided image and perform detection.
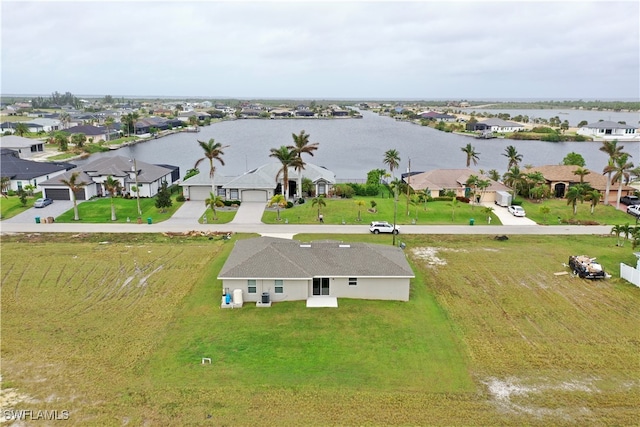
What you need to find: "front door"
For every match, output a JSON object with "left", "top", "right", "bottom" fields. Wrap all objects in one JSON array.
[{"left": 312, "top": 278, "right": 330, "bottom": 296}]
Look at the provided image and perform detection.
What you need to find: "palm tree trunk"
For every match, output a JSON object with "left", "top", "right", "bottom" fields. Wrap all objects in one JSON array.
[
  {"left": 73, "top": 199, "right": 79, "bottom": 221},
  {"left": 111, "top": 200, "right": 116, "bottom": 221},
  {"left": 604, "top": 173, "right": 611, "bottom": 205},
  {"left": 616, "top": 181, "right": 623, "bottom": 210}
]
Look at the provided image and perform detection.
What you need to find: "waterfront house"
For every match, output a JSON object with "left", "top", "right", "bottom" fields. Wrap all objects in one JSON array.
[
  {"left": 476, "top": 118, "right": 524, "bottom": 133},
  {"left": 0, "top": 135, "right": 45, "bottom": 159},
  {"left": 524, "top": 165, "right": 635, "bottom": 202},
  {"left": 218, "top": 237, "right": 414, "bottom": 304},
  {"left": 0, "top": 121, "right": 44, "bottom": 134},
  {"left": 38, "top": 156, "right": 178, "bottom": 201},
  {"left": 64, "top": 124, "right": 110, "bottom": 142},
  {"left": 576, "top": 121, "right": 639, "bottom": 141},
  {"left": 0, "top": 148, "right": 76, "bottom": 193},
  {"left": 180, "top": 162, "right": 335, "bottom": 202},
  {"left": 407, "top": 168, "right": 510, "bottom": 203}
]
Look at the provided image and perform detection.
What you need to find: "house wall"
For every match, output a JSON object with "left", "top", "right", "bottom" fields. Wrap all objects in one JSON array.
[
  {"left": 10, "top": 170, "right": 70, "bottom": 192},
  {"left": 222, "top": 278, "right": 309, "bottom": 303},
  {"left": 221, "top": 277, "right": 410, "bottom": 302},
  {"left": 577, "top": 127, "right": 639, "bottom": 140},
  {"left": 328, "top": 277, "right": 410, "bottom": 301}
]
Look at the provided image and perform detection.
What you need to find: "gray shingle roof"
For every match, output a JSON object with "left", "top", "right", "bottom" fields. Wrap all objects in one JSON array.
[
  {"left": 582, "top": 120, "right": 637, "bottom": 129},
  {"left": 1, "top": 149, "right": 76, "bottom": 180},
  {"left": 219, "top": 237, "right": 415, "bottom": 279}
]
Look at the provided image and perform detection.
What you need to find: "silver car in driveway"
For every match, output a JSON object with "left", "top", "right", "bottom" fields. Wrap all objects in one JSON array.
[{"left": 34, "top": 198, "right": 53, "bottom": 208}]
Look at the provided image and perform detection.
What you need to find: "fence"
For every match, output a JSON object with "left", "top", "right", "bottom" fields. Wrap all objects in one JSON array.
[{"left": 620, "top": 263, "right": 640, "bottom": 287}]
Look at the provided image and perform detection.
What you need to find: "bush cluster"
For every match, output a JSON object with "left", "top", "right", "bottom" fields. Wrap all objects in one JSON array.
[{"left": 223, "top": 200, "right": 241, "bottom": 206}]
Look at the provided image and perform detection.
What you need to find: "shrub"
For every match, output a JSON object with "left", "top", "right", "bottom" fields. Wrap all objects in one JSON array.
[
  {"left": 432, "top": 196, "right": 453, "bottom": 202},
  {"left": 176, "top": 194, "right": 186, "bottom": 202},
  {"left": 531, "top": 126, "right": 557, "bottom": 134},
  {"left": 455, "top": 196, "right": 470, "bottom": 203},
  {"left": 298, "top": 198, "right": 305, "bottom": 204},
  {"left": 286, "top": 201, "right": 294, "bottom": 209},
  {"left": 333, "top": 184, "right": 355, "bottom": 198}
]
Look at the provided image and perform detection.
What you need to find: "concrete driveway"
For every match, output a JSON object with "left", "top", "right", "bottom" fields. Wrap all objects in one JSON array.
[
  {"left": 231, "top": 202, "right": 267, "bottom": 224},
  {"left": 163, "top": 200, "right": 207, "bottom": 225},
  {"left": 2, "top": 200, "right": 78, "bottom": 224},
  {"left": 482, "top": 203, "right": 537, "bottom": 226}
]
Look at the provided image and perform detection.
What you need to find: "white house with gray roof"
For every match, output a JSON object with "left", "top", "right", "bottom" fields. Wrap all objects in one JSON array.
[
  {"left": 218, "top": 237, "right": 414, "bottom": 303},
  {"left": 576, "top": 120, "right": 639, "bottom": 140},
  {"left": 38, "top": 156, "right": 177, "bottom": 201},
  {"left": 181, "top": 162, "right": 335, "bottom": 202},
  {"left": 0, "top": 135, "right": 45, "bottom": 159},
  {"left": 479, "top": 118, "right": 525, "bottom": 133}
]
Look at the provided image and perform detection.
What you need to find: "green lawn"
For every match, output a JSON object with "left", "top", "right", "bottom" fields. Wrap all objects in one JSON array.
[
  {"left": 55, "top": 194, "right": 184, "bottom": 223},
  {"left": 0, "top": 193, "right": 43, "bottom": 219},
  {"left": 1, "top": 233, "right": 638, "bottom": 425},
  {"left": 263, "top": 195, "right": 501, "bottom": 225},
  {"left": 520, "top": 198, "right": 636, "bottom": 225},
  {"left": 199, "top": 206, "right": 237, "bottom": 224}
]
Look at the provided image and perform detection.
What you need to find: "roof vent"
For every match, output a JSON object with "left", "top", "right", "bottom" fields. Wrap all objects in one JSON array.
[
  {"left": 339, "top": 244, "right": 351, "bottom": 248},
  {"left": 300, "top": 244, "right": 311, "bottom": 248}
]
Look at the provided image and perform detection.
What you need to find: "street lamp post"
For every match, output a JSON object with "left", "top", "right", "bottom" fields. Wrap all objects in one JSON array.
[{"left": 133, "top": 158, "right": 142, "bottom": 217}]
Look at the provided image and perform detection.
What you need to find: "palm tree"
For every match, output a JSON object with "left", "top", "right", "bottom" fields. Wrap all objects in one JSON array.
[
  {"left": 502, "top": 145, "right": 523, "bottom": 170},
  {"left": 269, "top": 146, "right": 302, "bottom": 200},
  {"left": 195, "top": 138, "right": 229, "bottom": 194},
  {"left": 599, "top": 140, "right": 624, "bottom": 205},
  {"left": 59, "top": 112, "right": 70, "bottom": 129},
  {"left": 103, "top": 175, "right": 122, "bottom": 221},
  {"left": 14, "top": 122, "right": 29, "bottom": 136},
  {"left": 573, "top": 167, "right": 591, "bottom": 184},
  {"left": 460, "top": 143, "right": 479, "bottom": 168},
  {"left": 205, "top": 192, "right": 225, "bottom": 220},
  {"left": 465, "top": 175, "right": 479, "bottom": 207},
  {"left": 0, "top": 176, "right": 10, "bottom": 197},
  {"left": 288, "top": 130, "right": 319, "bottom": 199},
  {"left": 586, "top": 189, "right": 601, "bottom": 215},
  {"left": 503, "top": 166, "right": 526, "bottom": 200},
  {"left": 481, "top": 206, "right": 494, "bottom": 223},
  {"left": 355, "top": 199, "right": 366, "bottom": 222},
  {"left": 566, "top": 185, "right": 584, "bottom": 216},
  {"left": 60, "top": 172, "right": 87, "bottom": 221},
  {"left": 603, "top": 153, "right": 634, "bottom": 210},
  {"left": 104, "top": 117, "right": 115, "bottom": 142},
  {"left": 539, "top": 205, "right": 551, "bottom": 224},
  {"left": 311, "top": 195, "right": 326, "bottom": 219},
  {"left": 487, "top": 169, "right": 500, "bottom": 182},
  {"left": 611, "top": 224, "right": 624, "bottom": 246},
  {"left": 383, "top": 149, "right": 401, "bottom": 178},
  {"left": 477, "top": 179, "right": 491, "bottom": 203},
  {"left": 268, "top": 194, "right": 287, "bottom": 221}
]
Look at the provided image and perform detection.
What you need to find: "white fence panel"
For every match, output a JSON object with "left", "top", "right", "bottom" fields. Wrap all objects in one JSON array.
[{"left": 620, "top": 263, "right": 640, "bottom": 287}]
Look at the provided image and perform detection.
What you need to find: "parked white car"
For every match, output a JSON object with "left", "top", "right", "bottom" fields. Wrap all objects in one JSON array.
[
  {"left": 627, "top": 205, "right": 640, "bottom": 218},
  {"left": 507, "top": 205, "right": 526, "bottom": 217},
  {"left": 369, "top": 221, "right": 399, "bottom": 234}
]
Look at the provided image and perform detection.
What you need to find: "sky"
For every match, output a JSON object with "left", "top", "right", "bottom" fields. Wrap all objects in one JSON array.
[{"left": 1, "top": 0, "right": 639, "bottom": 100}]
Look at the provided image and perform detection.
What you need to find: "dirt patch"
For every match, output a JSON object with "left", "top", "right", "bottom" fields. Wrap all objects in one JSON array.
[
  {"left": 411, "top": 247, "right": 472, "bottom": 268},
  {"left": 483, "top": 376, "right": 597, "bottom": 420}
]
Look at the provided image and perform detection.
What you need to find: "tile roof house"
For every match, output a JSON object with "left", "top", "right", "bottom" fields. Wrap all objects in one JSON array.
[
  {"left": 466, "top": 118, "right": 524, "bottom": 133},
  {"left": 63, "top": 124, "right": 110, "bottom": 142},
  {"left": 38, "top": 156, "right": 178, "bottom": 201},
  {"left": 576, "top": 120, "right": 639, "bottom": 141},
  {"left": 181, "top": 162, "right": 336, "bottom": 202},
  {"left": 524, "top": 165, "right": 635, "bottom": 202},
  {"left": 0, "top": 148, "right": 76, "bottom": 192},
  {"left": 0, "top": 135, "right": 45, "bottom": 159},
  {"left": 218, "top": 237, "right": 415, "bottom": 304},
  {"left": 407, "top": 169, "right": 510, "bottom": 203}
]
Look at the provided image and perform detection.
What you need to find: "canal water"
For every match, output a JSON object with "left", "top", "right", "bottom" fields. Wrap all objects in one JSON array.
[{"left": 73, "top": 109, "right": 640, "bottom": 181}]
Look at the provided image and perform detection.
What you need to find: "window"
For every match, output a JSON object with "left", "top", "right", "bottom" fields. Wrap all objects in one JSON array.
[
  {"left": 230, "top": 189, "right": 239, "bottom": 199},
  {"left": 274, "top": 280, "right": 283, "bottom": 294},
  {"left": 349, "top": 277, "right": 357, "bottom": 286},
  {"left": 248, "top": 280, "right": 256, "bottom": 293},
  {"left": 217, "top": 187, "right": 226, "bottom": 197}
]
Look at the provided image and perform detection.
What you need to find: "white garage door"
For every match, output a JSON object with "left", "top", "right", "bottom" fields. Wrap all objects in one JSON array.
[
  {"left": 188, "top": 186, "right": 212, "bottom": 201},
  {"left": 242, "top": 190, "right": 267, "bottom": 202}
]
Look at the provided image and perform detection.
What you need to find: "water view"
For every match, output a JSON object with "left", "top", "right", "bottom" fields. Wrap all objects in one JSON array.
[{"left": 74, "top": 110, "right": 640, "bottom": 181}]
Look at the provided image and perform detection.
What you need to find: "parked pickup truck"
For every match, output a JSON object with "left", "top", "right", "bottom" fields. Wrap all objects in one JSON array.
[{"left": 620, "top": 195, "right": 640, "bottom": 205}]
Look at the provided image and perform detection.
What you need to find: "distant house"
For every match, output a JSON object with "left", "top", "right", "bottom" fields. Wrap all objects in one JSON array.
[
  {"left": 0, "top": 148, "right": 76, "bottom": 192},
  {"left": 178, "top": 111, "right": 211, "bottom": 122},
  {"left": 180, "top": 162, "right": 336, "bottom": 202},
  {"left": 419, "top": 111, "right": 457, "bottom": 122},
  {"left": 30, "top": 118, "right": 62, "bottom": 133},
  {"left": 524, "top": 165, "right": 635, "bottom": 202},
  {"left": 407, "top": 168, "right": 510, "bottom": 203},
  {"left": 576, "top": 121, "right": 639, "bottom": 141},
  {"left": 470, "top": 118, "right": 524, "bottom": 133},
  {"left": 218, "top": 237, "right": 415, "bottom": 303},
  {"left": 0, "top": 135, "right": 45, "bottom": 159},
  {"left": 0, "top": 122, "right": 44, "bottom": 134},
  {"left": 63, "top": 124, "right": 110, "bottom": 142},
  {"left": 38, "top": 156, "right": 178, "bottom": 200},
  {"left": 269, "top": 109, "right": 293, "bottom": 118}
]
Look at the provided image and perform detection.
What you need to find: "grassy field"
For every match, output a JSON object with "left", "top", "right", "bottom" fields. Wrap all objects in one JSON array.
[
  {"left": 520, "top": 198, "right": 636, "bottom": 225},
  {"left": 55, "top": 194, "right": 185, "bottom": 223},
  {"left": 263, "top": 196, "right": 502, "bottom": 225},
  {"left": 1, "top": 232, "right": 638, "bottom": 425}
]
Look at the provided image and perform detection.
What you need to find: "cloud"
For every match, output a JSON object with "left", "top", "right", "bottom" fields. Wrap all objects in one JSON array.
[{"left": 2, "top": 1, "right": 638, "bottom": 99}]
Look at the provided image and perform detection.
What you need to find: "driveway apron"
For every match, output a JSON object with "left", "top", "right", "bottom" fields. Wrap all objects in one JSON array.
[{"left": 231, "top": 202, "right": 266, "bottom": 224}]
